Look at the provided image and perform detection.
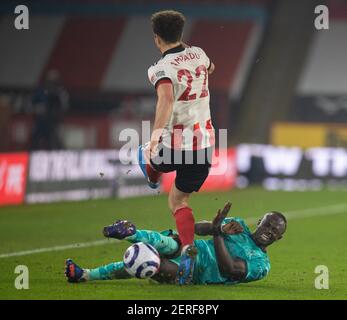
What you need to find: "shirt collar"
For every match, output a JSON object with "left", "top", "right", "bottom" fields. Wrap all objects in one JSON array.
[{"left": 162, "top": 44, "right": 185, "bottom": 57}]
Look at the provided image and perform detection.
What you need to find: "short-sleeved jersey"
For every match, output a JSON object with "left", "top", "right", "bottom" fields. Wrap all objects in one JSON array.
[
  {"left": 148, "top": 46, "right": 215, "bottom": 151},
  {"left": 169, "top": 217, "right": 270, "bottom": 285}
]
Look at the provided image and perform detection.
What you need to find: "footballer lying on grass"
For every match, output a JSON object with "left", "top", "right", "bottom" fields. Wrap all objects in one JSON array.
[{"left": 65, "top": 202, "right": 287, "bottom": 285}]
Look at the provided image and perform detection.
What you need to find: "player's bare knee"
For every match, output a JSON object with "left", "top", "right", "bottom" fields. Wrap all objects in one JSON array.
[
  {"left": 171, "top": 200, "right": 189, "bottom": 214},
  {"left": 169, "top": 200, "right": 182, "bottom": 214},
  {"left": 169, "top": 185, "right": 190, "bottom": 213},
  {"left": 168, "top": 192, "right": 179, "bottom": 212}
]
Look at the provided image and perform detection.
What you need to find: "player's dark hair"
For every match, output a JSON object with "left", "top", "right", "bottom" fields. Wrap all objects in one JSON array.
[
  {"left": 271, "top": 211, "right": 287, "bottom": 225},
  {"left": 151, "top": 10, "right": 185, "bottom": 44}
]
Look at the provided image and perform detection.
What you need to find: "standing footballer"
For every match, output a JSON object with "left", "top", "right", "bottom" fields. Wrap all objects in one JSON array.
[{"left": 138, "top": 10, "right": 216, "bottom": 285}]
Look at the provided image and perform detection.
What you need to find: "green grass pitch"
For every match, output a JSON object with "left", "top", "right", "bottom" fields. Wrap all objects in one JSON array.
[{"left": 0, "top": 187, "right": 346, "bottom": 300}]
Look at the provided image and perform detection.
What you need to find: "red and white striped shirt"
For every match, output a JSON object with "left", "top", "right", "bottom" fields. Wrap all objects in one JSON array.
[{"left": 148, "top": 45, "right": 215, "bottom": 151}]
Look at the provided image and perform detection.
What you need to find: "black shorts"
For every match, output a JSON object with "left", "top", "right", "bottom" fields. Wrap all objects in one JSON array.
[{"left": 150, "top": 145, "right": 213, "bottom": 193}]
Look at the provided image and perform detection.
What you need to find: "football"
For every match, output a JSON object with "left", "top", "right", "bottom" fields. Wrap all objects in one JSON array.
[{"left": 123, "top": 242, "right": 161, "bottom": 279}]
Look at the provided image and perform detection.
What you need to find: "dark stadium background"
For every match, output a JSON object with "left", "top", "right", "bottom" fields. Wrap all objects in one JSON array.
[{"left": 0, "top": 0, "right": 346, "bottom": 300}]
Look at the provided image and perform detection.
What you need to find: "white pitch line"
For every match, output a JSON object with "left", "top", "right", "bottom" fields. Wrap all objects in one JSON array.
[
  {"left": 0, "top": 203, "right": 346, "bottom": 259},
  {"left": 0, "top": 239, "right": 119, "bottom": 259},
  {"left": 245, "top": 203, "right": 347, "bottom": 225}
]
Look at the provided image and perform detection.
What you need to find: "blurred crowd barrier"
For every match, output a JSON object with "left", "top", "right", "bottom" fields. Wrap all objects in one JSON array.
[{"left": 2, "top": 144, "right": 347, "bottom": 206}]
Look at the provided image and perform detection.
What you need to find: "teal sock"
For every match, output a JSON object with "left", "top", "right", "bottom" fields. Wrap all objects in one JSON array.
[
  {"left": 126, "top": 230, "right": 179, "bottom": 256},
  {"left": 86, "top": 261, "right": 130, "bottom": 281}
]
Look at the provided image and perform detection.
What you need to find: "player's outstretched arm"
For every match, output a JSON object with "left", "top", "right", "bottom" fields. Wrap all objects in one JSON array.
[
  {"left": 195, "top": 216, "right": 243, "bottom": 236},
  {"left": 194, "top": 220, "right": 214, "bottom": 236},
  {"left": 212, "top": 203, "right": 246, "bottom": 280}
]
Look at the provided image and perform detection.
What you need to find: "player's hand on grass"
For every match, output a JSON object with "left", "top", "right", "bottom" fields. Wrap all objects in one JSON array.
[
  {"left": 212, "top": 202, "right": 232, "bottom": 236},
  {"left": 222, "top": 221, "right": 243, "bottom": 235}
]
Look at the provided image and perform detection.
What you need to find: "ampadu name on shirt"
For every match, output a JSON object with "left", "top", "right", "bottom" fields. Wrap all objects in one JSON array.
[{"left": 170, "top": 52, "right": 201, "bottom": 66}]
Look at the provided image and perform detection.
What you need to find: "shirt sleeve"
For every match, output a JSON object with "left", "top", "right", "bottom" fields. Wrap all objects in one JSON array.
[
  {"left": 221, "top": 217, "right": 247, "bottom": 228},
  {"left": 221, "top": 217, "right": 234, "bottom": 226},
  {"left": 147, "top": 64, "right": 173, "bottom": 89},
  {"left": 245, "top": 257, "right": 270, "bottom": 282},
  {"left": 194, "top": 46, "right": 211, "bottom": 70}
]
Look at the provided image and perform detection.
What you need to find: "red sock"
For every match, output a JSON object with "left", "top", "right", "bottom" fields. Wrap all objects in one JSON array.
[
  {"left": 146, "top": 164, "right": 162, "bottom": 183},
  {"left": 174, "top": 207, "right": 195, "bottom": 248}
]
